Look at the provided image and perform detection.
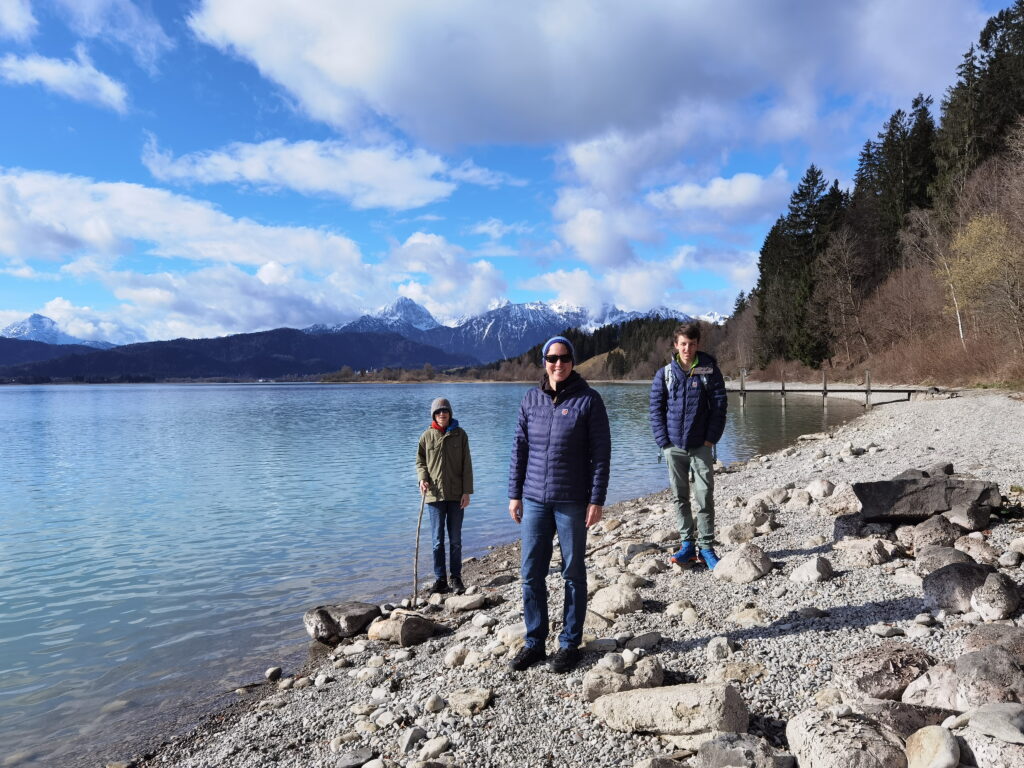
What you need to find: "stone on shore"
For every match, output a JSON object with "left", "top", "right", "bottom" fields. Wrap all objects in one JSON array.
[
  {"left": 956, "top": 726, "right": 1024, "bottom": 768},
  {"left": 954, "top": 647, "right": 1024, "bottom": 711},
  {"left": 922, "top": 562, "right": 994, "bottom": 613},
  {"left": 448, "top": 687, "right": 492, "bottom": 717},
  {"left": 852, "top": 473, "right": 1000, "bottom": 525},
  {"left": 902, "top": 664, "right": 958, "bottom": 710},
  {"left": 590, "top": 584, "right": 643, "bottom": 617},
  {"left": 968, "top": 703, "right": 1024, "bottom": 744},
  {"left": 582, "top": 657, "right": 664, "bottom": 702},
  {"left": 790, "top": 556, "right": 834, "bottom": 583},
  {"left": 912, "top": 516, "right": 964, "bottom": 550},
  {"left": 302, "top": 602, "right": 381, "bottom": 645},
  {"left": 854, "top": 698, "right": 955, "bottom": 740},
  {"left": 807, "top": 478, "right": 836, "bottom": 500},
  {"left": 833, "top": 538, "right": 890, "bottom": 567},
  {"left": 592, "top": 683, "right": 748, "bottom": 737},
  {"left": 366, "top": 611, "right": 439, "bottom": 647},
  {"left": 970, "top": 572, "right": 1020, "bottom": 621},
  {"left": 833, "top": 641, "right": 936, "bottom": 701},
  {"left": 693, "top": 732, "right": 781, "bottom": 767},
  {"left": 962, "top": 624, "right": 1024, "bottom": 663},
  {"left": 712, "top": 543, "right": 773, "bottom": 583},
  {"left": 914, "top": 545, "right": 973, "bottom": 576},
  {"left": 444, "top": 593, "right": 485, "bottom": 612},
  {"left": 904, "top": 725, "right": 959, "bottom": 768},
  {"left": 786, "top": 708, "right": 906, "bottom": 768}
]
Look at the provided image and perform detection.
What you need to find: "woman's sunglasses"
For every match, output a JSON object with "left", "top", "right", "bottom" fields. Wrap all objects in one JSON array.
[
  {"left": 544, "top": 354, "right": 573, "bottom": 364},
  {"left": 433, "top": 408, "right": 451, "bottom": 415}
]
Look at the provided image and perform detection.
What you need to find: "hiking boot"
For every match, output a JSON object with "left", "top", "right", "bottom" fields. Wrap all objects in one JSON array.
[
  {"left": 508, "top": 644, "right": 546, "bottom": 672},
  {"left": 450, "top": 576, "right": 465, "bottom": 593},
  {"left": 429, "top": 578, "right": 449, "bottom": 594},
  {"left": 669, "top": 541, "right": 697, "bottom": 567},
  {"left": 700, "top": 548, "right": 720, "bottom": 570},
  {"left": 548, "top": 646, "right": 581, "bottom": 674}
]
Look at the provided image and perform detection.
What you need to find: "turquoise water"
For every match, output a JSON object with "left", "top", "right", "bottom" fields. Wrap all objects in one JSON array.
[{"left": 0, "top": 382, "right": 863, "bottom": 765}]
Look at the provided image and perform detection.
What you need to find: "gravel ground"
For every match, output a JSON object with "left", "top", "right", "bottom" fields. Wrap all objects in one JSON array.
[{"left": 135, "top": 391, "right": 1024, "bottom": 768}]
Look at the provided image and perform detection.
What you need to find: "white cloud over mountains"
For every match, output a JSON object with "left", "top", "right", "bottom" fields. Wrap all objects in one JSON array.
[{"left": 0, "top": 45, "right": 127, "bottom": 112}]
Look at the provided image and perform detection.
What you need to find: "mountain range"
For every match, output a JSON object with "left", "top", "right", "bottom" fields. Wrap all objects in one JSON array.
[
  {"left": 1, "top": 314, "right": 116, "bottom": 349},
  {"left": 0, "top": 300, "right": 695, "bottom": 381}
]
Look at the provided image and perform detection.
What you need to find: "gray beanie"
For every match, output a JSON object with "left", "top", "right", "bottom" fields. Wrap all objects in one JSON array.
[{"left": 430, "top": 397, "right": 452, "bottom": 418}]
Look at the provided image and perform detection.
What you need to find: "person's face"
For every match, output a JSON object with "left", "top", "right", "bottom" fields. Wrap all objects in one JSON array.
[
  {"left": 674, "top": 334, "right": 699, "bottom": 366},
  {"left": 544, "top": 342, "right": 574, "bottom": 384},
  {"left": 433, "top": 407, "right": 451, "bottom": 426}
]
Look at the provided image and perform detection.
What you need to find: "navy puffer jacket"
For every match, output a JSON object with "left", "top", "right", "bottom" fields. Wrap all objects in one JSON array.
[
  {"left": 508, "top": 372, "right": 611, "bottom": 505},
  {"left": 650, "top": 351, "right": 728, "bottom": 450}
]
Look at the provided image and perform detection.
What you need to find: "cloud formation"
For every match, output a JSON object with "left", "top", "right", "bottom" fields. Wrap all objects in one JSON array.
[
  {"left": 648, "top": 166, "right": 791, "bottom": 218},
  {"left": 0, "top": 0, "right": 35, "bottom": 40},
  {"left": 189, "top": 0, "right": 982, "bottom": 147},
  {"left": 54, "top": 0, "right": 174, "bottom": 71},
  {"left": 0, "top": 45, "right": 128, "bottom": 112}
]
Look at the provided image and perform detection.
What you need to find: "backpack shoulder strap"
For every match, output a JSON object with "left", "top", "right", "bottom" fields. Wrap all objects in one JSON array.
[{"left": 663, "top": 362, "right": 674, "bottom": 393}]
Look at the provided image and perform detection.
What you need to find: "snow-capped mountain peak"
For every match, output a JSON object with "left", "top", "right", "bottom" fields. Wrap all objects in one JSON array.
[
  {"left": 0, "top": 314, "right": 115, "bottom": 348},
  {"left": 376, "top": 297, "right": 441, "bottom": 331}
]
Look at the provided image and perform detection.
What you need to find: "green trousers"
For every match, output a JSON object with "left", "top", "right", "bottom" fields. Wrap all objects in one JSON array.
[{"left": 664, "top": 444, "right": 716, "bottom": 549}]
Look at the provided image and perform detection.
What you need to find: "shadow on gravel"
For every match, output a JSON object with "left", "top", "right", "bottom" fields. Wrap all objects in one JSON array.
[
  {"left": 762, "top": 543, "right": 833, "bottom": 559},
  {"left": 657, "top": 595, "right": 927, "bottom": 656}
]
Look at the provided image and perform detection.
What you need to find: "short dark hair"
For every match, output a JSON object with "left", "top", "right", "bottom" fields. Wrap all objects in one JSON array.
[{"left": 674, "top": 322, "right": 701, "bottom": 342}]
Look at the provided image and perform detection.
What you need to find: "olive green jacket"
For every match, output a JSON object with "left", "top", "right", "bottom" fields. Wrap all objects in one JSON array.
[{"left": 416, "top": 423, "right": 473, "bottom": 503}]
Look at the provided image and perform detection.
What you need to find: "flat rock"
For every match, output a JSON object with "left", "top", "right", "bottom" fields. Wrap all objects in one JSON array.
[
  {"left": 786, "top": 708, "right": 906, "bottom": 768},
  {"left": 366, "top": 611, "right": 439, "bottom": 647},
  {"left": 593, "top": 683, "right": 748, "bottom": 737},
  {"left": 855, "top": 698, "right": 955, "bottom": 740},
  {"left": 336, "top": 749, "right": 376, "bottom": 768},
  {"left": 790, "top": 556, "right": 834, "bottom": 583},
  {"left": 902, "top": 664, "right": 958, "bottom": 710},
  {"left": 954, "top": 535, "right": 1000, "bottom": 565},
  {"left": 922, "top": 562, "right": 994, "bottom": 614},
  {"left": 444, "top": 594, "right": 486, "bottom": 612},
  {"left": 962, "top": 624, "right": 1024, "bottom": 664},
  {"left": 302, "top": 602, "right": 381, "bottom": 645},
  {"left": 914, "top": 545, "right": 973, "bottom": 576},
  {"left": 853, "top": 474, "right": 999, "bottom": 525},
  {"left": 833, "top": 640, "right": 936, "bottom": 701},
  {"left": 968, "top": 702, "right": 1024, "bottom": 745},
  {"left": 956, "top": 726, "right": 1024, "bottom": 768},
  {"left": 447, "top": 687, "right": 492, "bottom": 717},
  {"left": 693, "top": 732, "right": 780, "bottom": 767},
  {"left": 834, "top": 537, "right": 890, "bottom": 567},
  {"left": 904, "top": 725, "right": 959, "bottom": 768}
]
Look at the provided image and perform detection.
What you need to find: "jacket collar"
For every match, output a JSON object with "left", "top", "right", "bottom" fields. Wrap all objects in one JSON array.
[{"left": 541, "top": 370, "right": 585, "bottom": 404}]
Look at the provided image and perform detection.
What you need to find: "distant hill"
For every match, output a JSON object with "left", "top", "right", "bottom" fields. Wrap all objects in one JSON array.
[
  {"left": 0, "top": 329, "right": 476, "bottom": 382},
  {"left": 0, "top": 337, "right": 98, "bottom": 367},
  {"left": 1, "top": 314, "right": 117, "bottom": 349}
]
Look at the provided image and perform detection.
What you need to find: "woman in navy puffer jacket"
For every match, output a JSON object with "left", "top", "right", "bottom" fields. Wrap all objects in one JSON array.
[{"left": 507, "top": 336, "right": 610, "bottom": 674}]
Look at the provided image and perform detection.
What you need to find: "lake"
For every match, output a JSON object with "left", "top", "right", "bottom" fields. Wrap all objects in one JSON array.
[{"left": 0, "top": 382, "right": 864, "bottom": 766}]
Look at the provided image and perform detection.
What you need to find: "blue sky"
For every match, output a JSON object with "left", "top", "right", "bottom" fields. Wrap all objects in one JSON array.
[{"left": 0, "top": 0, "right": 1009, "bottom": 343}]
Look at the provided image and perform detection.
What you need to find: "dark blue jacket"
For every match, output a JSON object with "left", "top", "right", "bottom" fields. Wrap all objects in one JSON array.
[
  {"left": 649, "top": 351, "right": 728, "bottom": 450},
  {"left": 508, "top": 372, "right": 611, "bottom": 505}
]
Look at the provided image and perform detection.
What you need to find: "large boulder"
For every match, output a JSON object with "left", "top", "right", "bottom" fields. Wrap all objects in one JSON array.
[
  {"left": 954, "top": 647, "right": 1024, "bottom": 711},
  {"left": 970, "top": 572, "right": 1021, "bottom": 621},
  {"left": 902, "top": 664, "right": 958, "bottom": 711},
  {"left": 582, "top": 657, "right": 664, "bottom": 702},
  {"left": 956, "top": 726, "right": 1024, "bottom": 768},
  {"left": 786, "top": 708, "right": 906, "bottom": 768},
  {"left": 962, "top": 625, "right": 1024, "bottom": 664},
  {"left": 912, "top": 516, "right": 964, "bottom": 550},
  {"left": 713, "top": 543, "right": 774, "bottom": 584},
  {"left": 833, "top": 640, "right": 936, "bottom": 701},
  {"left": 590, "top": 584, "right": 643, "bottom": 617},
  {"left": 592, "top": 683, "right": 748, "bottom": 737},
  {"left": 922, "top": 561, "right": 994, "bottom": 614},
  {"left": 366, "top": 611, "right": 439, "bottom": 646},
  {"left": 852, "top": 474, "right": 1000, "bottom": 525},
  {"left": 302, "top": 602, "right": 381, "bottom": 645},
  {"left": 914, "top": 545, "right": 973, "bottom": 576},
  {"left": 968, "top": 702, "right": 1024, "bottom": 745}
]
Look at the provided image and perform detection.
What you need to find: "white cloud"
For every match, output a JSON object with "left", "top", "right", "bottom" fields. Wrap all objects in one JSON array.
[
  {"left": 648, "top": 166, "right": 791, "bottom": 218},
  {"left": 0, "top": 45, "right": 128, "bottom": 112},
  {"left": 470, "top": 218, "right": 530, "bottom": 241},
  {"left": 0, "top": 0, "right": 36, "bottom": 40},
  {"left": 143, "top": 136, "right": 521, "bottom": 210},
  {"left": 143, "top": 136, "right": 455, "bottom": 211},
  {"left": 189, "top": 0, "right": 984, "bottom": 147},
  {"left": 54, "top": 0, "right": 174, "bottom": 71}
]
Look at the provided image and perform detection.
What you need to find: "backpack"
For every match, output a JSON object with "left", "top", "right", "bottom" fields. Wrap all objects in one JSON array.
[{"left": 663, "top": 361, "right": 711, "bottom": 397}]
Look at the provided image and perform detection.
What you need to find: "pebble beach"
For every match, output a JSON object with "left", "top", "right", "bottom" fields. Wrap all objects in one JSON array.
[{"left": 122, "top": 391, "right": 1024, "bottom": 768}]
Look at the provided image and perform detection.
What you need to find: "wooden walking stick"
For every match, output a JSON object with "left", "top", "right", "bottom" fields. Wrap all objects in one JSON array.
[{"left": 412, "top": 489, "right": 426, "bottom": 606}]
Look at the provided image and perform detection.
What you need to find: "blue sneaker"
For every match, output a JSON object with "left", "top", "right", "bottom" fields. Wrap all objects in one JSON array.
[
  {"left": 700, "top": 548, "right": 720, "bottom": 570},
  {"left": 669, "top": 541, "right": 696, "bottom": 567}
]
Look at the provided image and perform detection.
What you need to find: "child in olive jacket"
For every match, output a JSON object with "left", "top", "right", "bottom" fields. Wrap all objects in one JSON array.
[{"left": 416, "top": 397, "right": 473, "bottom": 594}]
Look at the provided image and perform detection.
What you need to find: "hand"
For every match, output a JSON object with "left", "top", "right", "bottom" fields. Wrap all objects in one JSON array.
[
  {"left": 704, "top": 441, "right": 713, "bottom": 447},
  {"left": 585, "top": 504, "right": 603, "bottom": 528},
  {"left": 508, "top": 499, "right": 523, "bottom": 524},
  {"left": 460, "top": 494, "right": 470, "bottom": 509},
  {"left": 419, "top": 480, "right": 430, "bottom": 494}
]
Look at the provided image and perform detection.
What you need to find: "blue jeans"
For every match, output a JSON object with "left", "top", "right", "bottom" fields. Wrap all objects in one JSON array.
[
  {"left": 520, "top": 499, "right": 588, "bottom": 650},
  {"left": 428, "top": 501, "right": 464, "bottom": 581}
]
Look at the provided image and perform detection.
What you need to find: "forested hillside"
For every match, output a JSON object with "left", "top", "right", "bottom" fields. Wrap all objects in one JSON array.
[{"left": 716, "top": 0, "right": 1024, "bottom": 386}]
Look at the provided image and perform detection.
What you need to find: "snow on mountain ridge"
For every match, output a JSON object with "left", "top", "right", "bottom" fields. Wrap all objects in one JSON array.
[{"left": 1, "top": 314, "right": 116, "bottom": 348}]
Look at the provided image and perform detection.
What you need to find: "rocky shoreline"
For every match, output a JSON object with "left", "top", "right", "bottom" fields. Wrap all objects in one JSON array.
[{"left": 129, "top": 391, "right": 1023, "bottom": 768}]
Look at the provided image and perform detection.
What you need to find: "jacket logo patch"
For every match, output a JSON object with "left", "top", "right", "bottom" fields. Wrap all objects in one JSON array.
[
  {"left": 562, "top": 408, "right": 569, "bottom": 415},
  {"left": 691, "top": 380, "right": 698, "bottom": 388}
]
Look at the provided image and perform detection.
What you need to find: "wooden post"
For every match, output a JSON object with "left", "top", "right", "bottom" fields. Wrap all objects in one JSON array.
[
  {"left": 780, "top": 370, "right": 786, "bottom": 407},
  {"left": 822, "top": 369, "right": 828, "bottom": 407},
  {"left": 740, "top": 368, "right": 746, "bottom": 408},
  {"left": 865, "top": 369, "right": 872, "bottom": 409}
]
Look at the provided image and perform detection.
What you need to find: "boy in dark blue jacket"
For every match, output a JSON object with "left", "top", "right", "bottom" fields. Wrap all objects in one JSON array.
[{"left": 649, "top": 323, "right": 728, "bottom": 569}]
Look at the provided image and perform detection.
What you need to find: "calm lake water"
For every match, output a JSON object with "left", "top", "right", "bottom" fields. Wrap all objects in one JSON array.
[{"left": 0, "top": 382, "right": 864, "bottom": 765}]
